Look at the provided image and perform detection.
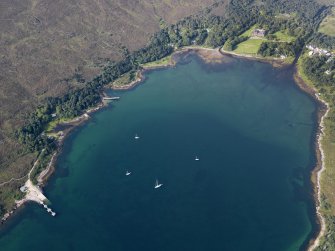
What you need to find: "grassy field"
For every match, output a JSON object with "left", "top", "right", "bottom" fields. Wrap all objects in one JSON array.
[
  {"left": 316, "top": 0, "right": 335, "bottom": 5},
  {"left": 239, "top": 25, "right": 258, "bottom": 37},
  {"left": 275, "top": 13, "right": 296, "bottom": 20},
  {"left": 274, "top": 31, "right": 296, "bottom": 42},
  {"left": 318, "top": 7, "right": 335, "bottom": 36},
  {"left": 111, "top": 54, "right": 174, "bottom": 87},
  {"left": 111, "top": 71, "right": 137, "bottom": 88},
  {"left": 233, "top": 39, "right": 264, "bottom": 55},
  {"left": 232, "top": 26, "right": 295, "bottom": 56},
  {"left": 141, "top": 55, "right": 173, "bottom": 68},
  {"left": 45, "top": 117, "right": 70, "bottom": 133}
]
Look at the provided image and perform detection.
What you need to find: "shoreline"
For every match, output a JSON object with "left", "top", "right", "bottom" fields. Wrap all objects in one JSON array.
[
  {"left": 308, "top": 100, "right": 329, "bottom": 251},
  {"left": 219, "top": 48, "right": 290, "bottom": 68},
  {"left": 0, "top": 103, "right": 106, "bottom": 225},
  {"left": 294, "top": 71, "right": 329, "bottom": 251},
  {"left": 206, "top": 48, "right": 328, "bottom": 251},
  {"left": 36, "top": 102, "right": 106, "bottom": 186},
  {"left": 110, "top": 70, "right": 146, "bottom": 91},
  {"left": 110, "top": 47, "right": 226, "bottom": 91},
  {"left": 2, "top": 47, "right": 328, "bottom": 250}
]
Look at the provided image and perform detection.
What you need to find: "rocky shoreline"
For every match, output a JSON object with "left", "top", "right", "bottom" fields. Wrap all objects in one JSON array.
[{"left": 294, "top": 71, "right": 329, "bottom": 251}]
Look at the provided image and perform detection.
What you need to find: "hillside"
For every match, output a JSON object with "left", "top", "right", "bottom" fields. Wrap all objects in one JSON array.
[
  {"left": 0, "top": 0, "right": 217, "bottom": 200},
  {"left": 0, "top": 0, "right": 216, "bottom": 120}
]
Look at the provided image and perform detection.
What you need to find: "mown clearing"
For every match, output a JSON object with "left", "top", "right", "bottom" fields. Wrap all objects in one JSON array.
[
  {"left": 274, "top": 31, "right": 296, "bottom": 42},
  {"left": 233, "top": 39, "right": 265, "bottom": 54},
  {"left": 141, "top": 55, "right": 173, "bottom": 68},
  {"left": 239, "top": 25, "right": 258, "bottom": 37}
]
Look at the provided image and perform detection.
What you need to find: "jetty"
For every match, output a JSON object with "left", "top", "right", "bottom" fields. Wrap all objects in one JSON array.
[
  {"left": 16, "top": 152, "right": 57, "bottom": 218},
  {"left": 102, "top": 96, "right": 120, "bottom": 101},
  {"left": 19, "top": 180, "right": 57, "bottom": 217},
  {"left": 41, "top": 201, "right": 56, "bottom": 216}
]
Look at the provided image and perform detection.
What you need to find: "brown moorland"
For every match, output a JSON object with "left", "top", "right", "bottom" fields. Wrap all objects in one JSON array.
[{"left": 0, "top": 0, "right": 217, "bottom": 212}]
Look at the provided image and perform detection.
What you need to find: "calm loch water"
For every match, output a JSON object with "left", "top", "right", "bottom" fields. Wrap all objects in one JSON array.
[{"left": 0, "top": 54, "right": 317, "bottom": 250}]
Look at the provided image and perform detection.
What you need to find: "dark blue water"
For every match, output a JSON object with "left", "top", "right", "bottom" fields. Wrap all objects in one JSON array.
[{"left": 0, "top": 54, "right": 317, "bottom": 250}]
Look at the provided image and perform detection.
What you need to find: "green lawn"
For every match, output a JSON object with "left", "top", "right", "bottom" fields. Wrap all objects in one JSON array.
[
  {"left": 239, "top": 25, "right": 257, "bottom": 38},
  {"left": 319, "top": 7, "right": 335, "bottom": 36},
  {"left": 274, "top": 31, "right": 296, "bottom": 42},
  {"left": 111, "top": 71, "right": 136, "bottom": 87},
  {"left": 275, "top": 13, "right": 295, "bottom": 20},
  {"left": 233, "top": 39, "right": 264, "bottom": 55},
  {"left": 141, "top": 55, "right": 172, "bottom": 68},
  {"left": 232, "top": 25, "right": 296, "bottom": 57},
  {"left": 45, "top": 118, "right": 66, "bottom": 132}
]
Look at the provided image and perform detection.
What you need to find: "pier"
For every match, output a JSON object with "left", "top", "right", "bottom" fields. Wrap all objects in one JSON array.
[
  {"left": 40, "top": 201, "right": 56, "bottom": 216},
  {"left": 103, "top": 96, "right": 120, "bottom": 101},
  {"left": 22, "top": 180, "right": 57, "bottom": 217}
]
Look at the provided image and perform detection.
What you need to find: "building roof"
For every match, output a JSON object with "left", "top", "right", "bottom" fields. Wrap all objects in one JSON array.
[{"left": 252, "top": 29, "right": 266, "bottom": 37}]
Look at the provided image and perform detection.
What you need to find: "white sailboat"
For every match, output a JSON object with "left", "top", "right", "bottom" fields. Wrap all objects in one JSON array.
[
  {"left": 134, "top": 134, "right": 140, "bottom": 139},
  {"left": 154, "top": 179, "right": 163, "bottom": 189},
  {"left": 195, "top": 156, "right": 199, "bottom": 161},
  {"left": 126, "top": 171, "right": 131, "bottom": 176}
]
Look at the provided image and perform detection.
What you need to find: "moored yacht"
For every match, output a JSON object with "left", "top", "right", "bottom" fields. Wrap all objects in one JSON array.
[{"left": 154, "top": 179, "right": 163, "bottom": 189}]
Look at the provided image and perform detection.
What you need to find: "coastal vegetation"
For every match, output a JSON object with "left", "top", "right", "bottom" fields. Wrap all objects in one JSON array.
[
  {"left": 1, "top": 0, "right": 335, "bottom": 249},
  {"left": 298, "top": 53, "right": 335, "bottom": 250},
  {"left": 141, "top": 55, "right": 173, "bottom": 68},
  {"left": 109, "top": 71, "right": 137, "bottom": 89}
]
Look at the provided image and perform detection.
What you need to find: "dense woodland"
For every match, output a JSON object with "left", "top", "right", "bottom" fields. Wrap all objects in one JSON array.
[
  {"left": 311, "top": 33, "right": 335, "bottom": 49},
  {"left": 303, "top": 56, "right": 335, "bottom": 88}
]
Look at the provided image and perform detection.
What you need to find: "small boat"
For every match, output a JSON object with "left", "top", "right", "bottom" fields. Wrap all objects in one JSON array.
[
  {"left": 134, "top": 134, "right": 140, "bottom": 139},
  {"left": 195, "top": 156, "right": 199, "bottom": 161},
  {"left": 126, "top": 171, "right": 131, "bottom": 176},
  {"left": 154, "top": 179, "right": 163, "bottom": 189}
]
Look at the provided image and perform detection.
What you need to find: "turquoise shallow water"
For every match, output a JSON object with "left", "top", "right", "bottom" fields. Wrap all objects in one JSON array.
[{"left": 0, "top": 54, "right": 317, "bottom": 250}]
